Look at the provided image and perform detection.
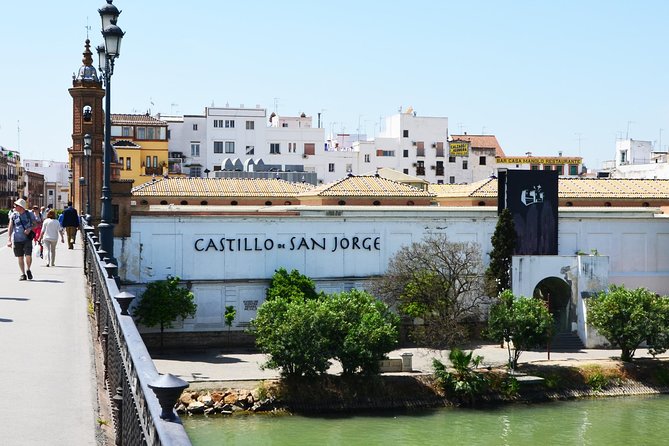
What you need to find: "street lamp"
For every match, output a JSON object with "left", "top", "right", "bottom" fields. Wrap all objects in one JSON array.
[
  {"left": 97, "top": 0, "right": 124, "bottom": 264},
  {"left": 83, "top": 133, "right": 92, "bottom": 218}
]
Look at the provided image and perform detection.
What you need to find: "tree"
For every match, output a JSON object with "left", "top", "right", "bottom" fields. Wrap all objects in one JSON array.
[
  {"left": 251, "top": 295, "right": 335, "bottom": 377},
  {"left": 486, "top": 290, "right": 553, "bottom": 369},
  {"left": 327, "top": 290, "right": 399, "bottom": 375},
  {"left": 374, "top": 234, "right": 488, "bottom": 348},
  {"left": 266, "top": 268, "right": 321, "bottom": 302},
  {"left": 133, "top": 276, "right": 197, "bottom": 352},
  {"left": 587, "top": 285, "right": 669, "bottom": 362},
  {"left": 485, "top": 208, "right": 517, "bottom": 296},
  {"left": 224, "top": 305, "right": 236, "bottom": 348}
]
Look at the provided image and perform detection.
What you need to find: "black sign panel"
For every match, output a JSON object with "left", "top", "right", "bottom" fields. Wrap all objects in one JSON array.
[{"left": 499, "top": 170, "right": 559, "bottom": 255}]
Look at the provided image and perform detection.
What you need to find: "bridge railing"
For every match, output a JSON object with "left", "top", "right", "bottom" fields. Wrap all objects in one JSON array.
[{"left": 83, "top": 226, "right": 192, "bottom": 446}]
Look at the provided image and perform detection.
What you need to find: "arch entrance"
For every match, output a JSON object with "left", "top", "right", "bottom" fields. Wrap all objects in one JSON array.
[{"left": 532, "top": 277, "right": 572, "bottom": 333}]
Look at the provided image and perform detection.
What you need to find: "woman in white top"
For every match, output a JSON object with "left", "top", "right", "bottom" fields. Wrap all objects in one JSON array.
[{"left": 38, "top": 209, "right": 64, "bottom": 267}]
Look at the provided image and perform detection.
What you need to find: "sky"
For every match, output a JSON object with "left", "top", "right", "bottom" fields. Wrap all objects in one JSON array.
[{"left": 1, "top": 0, "right": 668, "bottom": 170}]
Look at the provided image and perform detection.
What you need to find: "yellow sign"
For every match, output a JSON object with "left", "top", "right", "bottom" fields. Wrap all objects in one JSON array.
[
  {"left": 497, "top": 157, "right": 582, "bottom": 165},
  {"left": 449, "top": 141, "right": 469, "bottom": 156}
]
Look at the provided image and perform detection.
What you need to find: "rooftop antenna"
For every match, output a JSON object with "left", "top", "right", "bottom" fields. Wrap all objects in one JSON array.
[
  {"left": 17, "top": 120, "right": 20, "bottom": 150},
  {"left": 626, "top": 121, "right": 635, "bottom": 140},
  {"left": 481, "top": 125, "right": 486, "bottom": 135},
  {"left": 85, "top": 17, "right": 91, "bottom": 39},
  {"left": 273, "top": 97, "right": 280, "bottom": 114},
  {"left": 170, "top": 103, "right": 179, "bottom": 114}
]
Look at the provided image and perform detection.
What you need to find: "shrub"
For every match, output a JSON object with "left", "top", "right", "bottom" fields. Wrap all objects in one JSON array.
[{"left": 433, "top": 349, "right": 488, "bottom": 404}]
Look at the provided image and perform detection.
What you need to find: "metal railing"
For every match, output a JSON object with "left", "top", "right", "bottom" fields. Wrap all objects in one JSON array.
[{"left": 83, "top": 226, "right": 192, "bottom": 446}]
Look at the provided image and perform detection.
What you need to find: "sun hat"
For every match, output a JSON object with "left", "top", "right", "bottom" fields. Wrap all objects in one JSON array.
[{"left": 14, "top": 198, "right": 27, "bottom": 209}]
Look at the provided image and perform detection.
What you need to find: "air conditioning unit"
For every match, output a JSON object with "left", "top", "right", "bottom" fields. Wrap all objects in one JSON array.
[
  {"left": 412, "top": 141, "right": 417, "bottom": 146},
  {"left": 432, "top": 143, "right": 437, "bottom": 148},
  {"left": 412, "top": 163, "right": 418, "bottom": 167},
  {"left": 302, "top": 154, "right": 308, "bottom": 158},
  {"left": 430, "top": 165, "right": 436, "bottom": 170}
]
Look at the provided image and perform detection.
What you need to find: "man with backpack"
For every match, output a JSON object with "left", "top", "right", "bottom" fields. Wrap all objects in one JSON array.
[{"left": 6, "top": 198, "right": 37, "bottom": 280}]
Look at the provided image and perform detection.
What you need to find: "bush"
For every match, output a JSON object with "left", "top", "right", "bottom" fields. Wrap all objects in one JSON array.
[
  {"left": 588, "top": 285, "right": 669, "bottom": 362},
  {"left": 327, "top": 290, "right": 399, "bottom": 375},
  {"left": 0, "top": 209, "right": 9, "bottom": 226},
  {"left": 433, "top": 349, "right": 488, "bottom": 403}
]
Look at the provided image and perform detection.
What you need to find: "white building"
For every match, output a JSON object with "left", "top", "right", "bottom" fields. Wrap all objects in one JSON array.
[
  {"left": 604, "top": 138, "right": 669, "bottom": 179},
  {"left": 22, "top": 159, "right": 70, "bottom": 209},
  {"left": 117, "top": 205, "right": 669, "bottom": 348}
]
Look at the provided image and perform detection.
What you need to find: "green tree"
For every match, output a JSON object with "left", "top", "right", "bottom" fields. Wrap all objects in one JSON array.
[
  {"left": 327, "top": 290, "right": 399, "bottom": 375},
  {"left": 266, "top": 268, "right": 321, "bottom": 301},
  {"left": 224, "top": 305, "right": 236, "bottom": 348},
  {"left": 251, "top": 296, "right": 335, "bottom": 377},
  {"left": 485, "top": 208, "right": 517, "bottom": 296},
  {"left": 374, "top": 234, "right": 487, "bottom": 348},
  {"left": 432, "top": 348, "right": 487, "bottom": 404},
  {"left": 486, "top": 290, "right": 553, "bottom": 369},
  {"left": 588, "top": 285, "right": 669, "bottom": 362},
  {"left": 133, "top": 276, "right": 197, "bottom": 352}
]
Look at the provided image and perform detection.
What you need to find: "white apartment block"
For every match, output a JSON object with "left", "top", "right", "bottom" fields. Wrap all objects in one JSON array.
[
  {"left": 22, "top": 159, "right": 71, "bottom": 209},
  {"left": 600, "top": 139, "right": 669, "bottom": 179}
]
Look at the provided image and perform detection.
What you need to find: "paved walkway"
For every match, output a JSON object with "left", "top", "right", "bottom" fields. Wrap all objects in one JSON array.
[
  {"left": 153, "top": 341, "right": 669, "bottom": 385},
  {"left": 0, "top": 230, "right": 98, "bottom": 445}
]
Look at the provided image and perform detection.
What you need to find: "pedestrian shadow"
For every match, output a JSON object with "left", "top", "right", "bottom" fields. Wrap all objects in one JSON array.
[
  {"left": 28, "top": 280, "right": 65, "bottom": 284},
  {"left": 0, "top": 297, "right": 30, "bottom": 301},
  {"left": 152, "top": 351, "right": 246, "bottom": 365},
  {"left": 0, "top": 318, "right": 13, "bottom": 323}
]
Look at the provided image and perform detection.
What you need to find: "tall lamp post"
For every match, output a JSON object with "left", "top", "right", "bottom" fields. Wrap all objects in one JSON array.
[
  {"left": 83, "top": 133, "right": 92, "bottom": 218},
  {"left": 96, "top": 0, "right": 124, "bottom": 264}
]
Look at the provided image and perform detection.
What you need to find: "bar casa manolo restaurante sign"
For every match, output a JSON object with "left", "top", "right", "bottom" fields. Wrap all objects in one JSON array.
[{"left": 194, "top": 234, "right": 381, "bottom": 253}]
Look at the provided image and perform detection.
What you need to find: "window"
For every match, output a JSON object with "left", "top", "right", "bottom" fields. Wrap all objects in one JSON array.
[
  {"left": 569, "top": 164, "right": 579, "bottom": 175},
  {"left": 556, "top": 165, "right": 564, "bottom": 175},
  {"left": 213, "top": 120, "right": 223, "bottom": 128},
  {"left": 328, "top": 163, "right": 335, "bottom": 172},
  {"left": 153, "top": 156, "right": 158, "bottom": 168},
  {"left": 119, "top": 157, "right": 124, "bottom": 169},
  {"left": 288, "top": 142, "right": 296, "bottom": 153},
  {"left": 270, "top": 143, "right": 280, "bottom": 154},
  {"left": 462, "top": 160, "right": 468, "bottom": 170},
  {"left": 449, "top": 155, "right": 456, "bottom": 163},
  {"left": 416, "top": 160, "right": 425, "bottom": 176},
  {"left": 304, "top": 143, "right": 315, "bottom": 155},
  {"left": 214, "top": 141, "right": 224, "bottom": 153},
  {"left": 403, "top": 149, "right": 409, "bottom": 158},
  {"left": 364, "top": 154, "right": 370, "bottom": 163},
  {"left": 225, "top": 141, "right": 235, "bottom": 154},
  {"left": 403, "top": 169, "right": 409, "bottom": 174},
  {"left": 479, "top": 156, "right": 486, "bottom": 165},
  {"left": 436, "top": 160, "right": 444, "bottom": 176},
  {"left": 544, "top": 165, "right": 552, "bottom": 170},
  {"left": 346, "top": 163, "right": 353, "bottom": 173},
  {"left": 403, "top": 130, "right": 409, "bottom": 138},
  {"left": 416, "top": 141, "right": 425, "bottom": 157},
  {"left": 126, "top": 157, "right": 131, "bottom": 170},
  {"left": 437, "top": 180, "right": 443, "bottom": 184},
  {"left": 531, "top": 164, "right": 539, "bottom": 170},
  {"left": 122, "top": 126, "right": 132, "bottom": 137},
  {"left": 376, "top": 150, "right": 395, "bottom": 157},
  {"left": 449, "top": 176, "right": 455, "bottom": 184},
  {"left": 145, "top": 156, "right": 151, "bottom": 168},
  {"left": 435, "top": 142, "right": 444, "bottom": 157},
  {"left": 191, "top": 143, "right": 200, "bottom": 157},
  {"left": 137, "top": 127, "right": 146, "bottom": 139},
  {"left": 190, "top": 167, "right": 201, "bottom": 177},
  {"left": 620, "top": 150, "right": 627, "bottom": 164},
  {"left": 225, "top": 120, "right": 235, "bottom": 128},
  {"left": 246, "top": 120, "right": 254, "bottom": 130},
  {"left": 246, "top": 145, "right": 255, "bottom": 155},
  {"left": 192, "top": 124, "right": 198, "bottom": 131}
]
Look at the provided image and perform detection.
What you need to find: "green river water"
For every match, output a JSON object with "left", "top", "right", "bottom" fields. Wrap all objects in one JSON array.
[{"left": 182, "top": 394, "right": 668, "bottom": 445}]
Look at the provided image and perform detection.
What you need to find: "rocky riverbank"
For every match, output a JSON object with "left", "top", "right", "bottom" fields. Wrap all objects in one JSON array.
[{"left": 176, "top": 358, "right": 669, "bottom": 416}]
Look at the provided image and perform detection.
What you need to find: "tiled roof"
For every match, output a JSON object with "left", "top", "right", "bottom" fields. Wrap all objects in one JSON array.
[
  {"left": 360, "top": 167, "right": 429, "bottom": 184},
  {"left": 450, "top": 135, "right": 505, "bottom": 157},
  {"left": 131, "top": 177, "right": 314, "bottom": 197},
  {"left": 301, "top": 175, "right": 435, "bottom": 197},
  {"left": 431, "top": 178, "right": 669, "bottom": 199},
  {"left": 111, "top": 114, "right": 167, "bottom": 126}
]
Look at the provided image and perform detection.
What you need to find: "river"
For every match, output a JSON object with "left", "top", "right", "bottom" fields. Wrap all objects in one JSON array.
[{"left": 182, "top": 394, "right": 667, "bottom": 445}]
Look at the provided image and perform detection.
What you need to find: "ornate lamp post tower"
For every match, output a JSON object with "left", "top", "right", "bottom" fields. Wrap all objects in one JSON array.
[{"left": 96, "top": 0, "right": 124, "bottom": 263}]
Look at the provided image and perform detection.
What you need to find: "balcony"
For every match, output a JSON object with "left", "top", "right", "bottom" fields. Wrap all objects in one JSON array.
[
  {"left": 144, "top": 166, "right": 163, "bottom": 176},
  {"left": 415, "top": 167, "right": 425, "bottom": 176}
]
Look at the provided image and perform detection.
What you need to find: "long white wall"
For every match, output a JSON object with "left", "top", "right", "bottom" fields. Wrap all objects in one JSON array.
[{"left": 117, "top": 206, "right": 669, "bottom": 332}]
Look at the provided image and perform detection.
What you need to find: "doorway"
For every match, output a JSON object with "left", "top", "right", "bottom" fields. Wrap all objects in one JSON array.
[{"left": 532, "top": 277, "right": 572, "bottom": 333}]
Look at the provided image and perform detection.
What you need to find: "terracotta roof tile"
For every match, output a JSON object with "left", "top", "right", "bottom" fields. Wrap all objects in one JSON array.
[
  {"left": 301, "top": 175, "right": 435, "bottom": 197},
  {"left": 450, "top": 135, "right": 505, "bottom": 157},
  {"left": 131, "top": 177, "right": 314, "bottom": 197},
  {"left": 111, "top": 114, "right": 167, "bottom": 126}
]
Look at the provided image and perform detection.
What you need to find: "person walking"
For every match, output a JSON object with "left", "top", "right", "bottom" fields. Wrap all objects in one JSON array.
[
  {"left": 38, "top": 209, "right": 64, "bottom": 267},
  {"left": 60, "top": 201, "right": 80, "bottom": 250},
  {"left": 6, "top": 198, "right": 37, "bottom": 280},
  {"left": 31, "top": 205, "right": 44, "bottom": 259}
]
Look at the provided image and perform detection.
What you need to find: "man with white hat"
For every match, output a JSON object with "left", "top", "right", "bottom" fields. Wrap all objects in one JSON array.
[{"left": 6, "top": 198, "right": 37, "bottom": 280}]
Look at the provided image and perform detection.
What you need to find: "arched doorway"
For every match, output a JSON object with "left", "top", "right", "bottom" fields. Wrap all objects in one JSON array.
[{"left": 533, "top": 277, "right": 571, "bottom": 333}]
